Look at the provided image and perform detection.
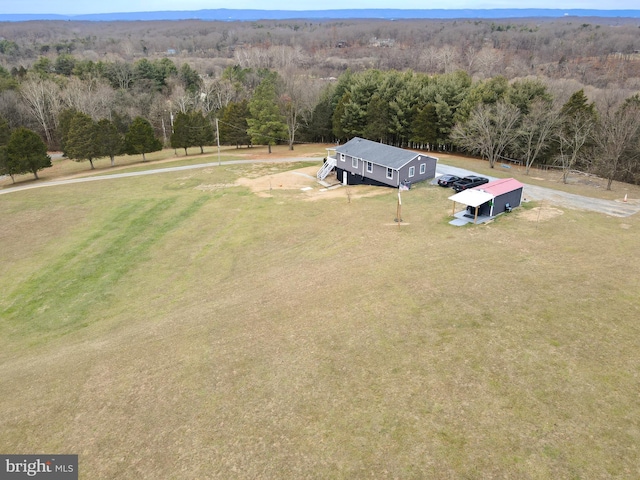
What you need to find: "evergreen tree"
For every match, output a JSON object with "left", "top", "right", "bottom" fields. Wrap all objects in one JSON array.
[
  {"left": 179, "top": 63, "right": 202, "bottom": 94},
  {"left": 0, "top": 117, "right": 14, "bottom": 181},
  {"left": 340, "top": 70, "right": 383, "bottom": 139},
  {"left": 54, "top": 54, "right": 76, "bottom": 76},
  {"left": 0, "top": 65, "right": 18, "bottom": 92},
  {"left": 456, "top": 76, "right": 509, "bottom": 122},
  {"left": 190, "top": 111, "right": 214, "bottom": 154},
  {"left": 331, "top": 92, "right": 351, "bottom": 143},
  {"left": 247, "top": 73, "right": 287, "bottom": 153},
  {"left": 363, "top": 93, "right": 389, "bottom": 143},
  {"left": 124, "top": 117, "right": 162, "bottom": 161},
  {"left": 506, "top": 78, "right": 552, "bottom": 115},
  {"left": 220, "top": 100, "right": 251, "bottom": 148},
  {"left": 171, "top": 112, "right": 192, "bottom": 155},
  {"left": 65, "top": 112, "right": 100, "bottom": 169},
  {"left": 32, "top": 57, "right": 53, "bottom": 77},
  {"left": 410, "top": 104, "right": 440, "bottom": 148},
  {"left": 0, "top": 116, "right": 10, "bottom": 145},
  {"left": 304, "top": 87, "right": 334, "bottom": 143},
  {"left": 96, "top": 118, "right": 124, "bottom": 167},
  {"left": 6, "top": 127, "right": 51, "bottom": 180},
  {"left": 57, "top": 109, "right": 86, "bottom": 154}
]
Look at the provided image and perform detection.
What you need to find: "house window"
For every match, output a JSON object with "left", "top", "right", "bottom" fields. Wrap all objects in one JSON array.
[
  {"left": 340, "top": 153, "right": 345, "bottom": 162},
  {"left": 386, "top": 167, "right": 393, "bottom": 179},
  {"left": 420, "top": 163, "right": 426, "bottom": 174},
  {"left": 409, "top": 166, "right": 415, "bottom": 178},
  {"left": 352, "top": 157, "right": 358, "bottom": 168},
  {"left": 366, "top": 161, "right": 373, "bottom": 173}
]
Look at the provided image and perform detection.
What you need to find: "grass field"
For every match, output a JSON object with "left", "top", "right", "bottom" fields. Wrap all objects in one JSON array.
[{"left": 1, "top": 147, "right": 639, "bottom": 478}]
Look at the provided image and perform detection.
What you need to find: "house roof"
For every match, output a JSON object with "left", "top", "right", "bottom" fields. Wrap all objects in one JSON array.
[
  {"left": 448, "top": 189, "right": 495, "bottom": 207},
  {"left": 472, "top": 178, "right": 524, "bottom": 196},
  {"left": 335, "top": 137, "right": 435, "bottom": 170}
]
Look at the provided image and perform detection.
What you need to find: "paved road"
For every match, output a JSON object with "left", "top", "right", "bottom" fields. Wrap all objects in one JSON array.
[{"left": 2, "top": 158, "right": 638, "bottom": 218}]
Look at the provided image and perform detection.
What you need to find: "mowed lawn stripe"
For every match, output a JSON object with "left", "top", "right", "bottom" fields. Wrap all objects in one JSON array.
[{"left": 1, "top": 195, "right": 209, "bottom": 346}]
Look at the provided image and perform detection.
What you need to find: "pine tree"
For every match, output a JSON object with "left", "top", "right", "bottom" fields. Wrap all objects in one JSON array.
[
  {"left": 6, "top": 127, "right": 51, "bottom": 180},
  {"left": 65, "top": 112, "right": 100, "bottom": 169},
  {"left": 220, "top": 101, "right": 250, "bottom": 148},
  {"left": 247, "top": 73, "right": 287, "bottom": 154},
  {"left": 190, "top": 112, "right": 214, "bottom": 154},
  {"left": 96, "top": 118, "right": 123, "bottom": 167},
  {"left": 171, "top": 112, "right": 192, "bottom": 155},
  {"left": 124, "top": 117, "right": 162, "bottom": 161},
  {"left": 410, "top": 104, "right": 439, "bottom": 148}
]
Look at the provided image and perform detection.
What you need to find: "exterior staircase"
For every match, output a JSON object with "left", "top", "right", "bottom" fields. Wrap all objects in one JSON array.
[{"left": 317, "top": 157, "right": 337, "bottom": 181}]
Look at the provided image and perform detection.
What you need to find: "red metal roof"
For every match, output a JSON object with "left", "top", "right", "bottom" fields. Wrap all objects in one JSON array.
[{"left": 471, "top": 178, "right": 524, "bottom": 197}]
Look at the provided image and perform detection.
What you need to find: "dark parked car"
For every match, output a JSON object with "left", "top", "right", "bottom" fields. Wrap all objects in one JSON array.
[
  {"left": 451, "top": 175, "right": 489, "bottom": 192},
  {"left": 437, "top": 174, "right": 460, "bottom": 187}
]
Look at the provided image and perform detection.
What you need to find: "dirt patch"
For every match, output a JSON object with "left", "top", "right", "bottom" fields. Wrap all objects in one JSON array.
[
  {"left": 519, "top": 206, "right": 564, "bottom": 222},
  {"left": 235, "top": 167, "right": 388, "bottom": 201}
]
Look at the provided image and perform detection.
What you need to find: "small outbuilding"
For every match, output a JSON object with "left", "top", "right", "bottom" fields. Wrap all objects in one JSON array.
[
  {"left": 318, "top": 137, "right": 438, "bottom": 188},
  {"left": 448, "top": 178, "right": 524, "bottom": 223}
]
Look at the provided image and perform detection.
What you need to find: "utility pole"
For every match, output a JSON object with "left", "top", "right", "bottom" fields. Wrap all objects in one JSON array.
[{"left": 215, "top": 117, "right": 221, "bottom": 166}]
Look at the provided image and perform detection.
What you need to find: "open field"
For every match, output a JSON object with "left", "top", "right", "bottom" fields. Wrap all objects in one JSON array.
[{"left": 1, "top": 149, "right": 640, "bottom": 478}]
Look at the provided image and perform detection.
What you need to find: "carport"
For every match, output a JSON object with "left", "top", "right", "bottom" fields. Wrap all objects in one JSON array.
[
  {"left": 447, "top": 178, "right": 524, "bottom": 225},
  {"left": 448, "top": 189, "right": 494, "bottom": 224}
]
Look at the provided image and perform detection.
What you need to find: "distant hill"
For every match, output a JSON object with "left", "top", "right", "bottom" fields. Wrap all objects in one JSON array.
[{"left": 1, "top": 9, "right": 640, "bottom": 22}]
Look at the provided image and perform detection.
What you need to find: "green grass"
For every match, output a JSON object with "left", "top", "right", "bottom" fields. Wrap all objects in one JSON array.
[{"left": 1, "top": 159, "right": 639, "bottom": 479}]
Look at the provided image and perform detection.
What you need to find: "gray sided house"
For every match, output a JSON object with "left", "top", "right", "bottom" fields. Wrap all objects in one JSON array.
[{"left": 330, "top": 137, "right": 437, "bottom": 188}]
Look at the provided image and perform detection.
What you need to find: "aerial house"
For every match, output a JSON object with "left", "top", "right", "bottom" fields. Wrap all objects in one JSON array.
[{"left": 317, "top": 137, "right": 437, "bottom": 188}]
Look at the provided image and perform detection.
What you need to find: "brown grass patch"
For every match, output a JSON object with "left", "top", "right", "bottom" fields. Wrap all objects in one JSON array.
[{"left": 519, "top": 206, "right": 564, "bottom": 222}]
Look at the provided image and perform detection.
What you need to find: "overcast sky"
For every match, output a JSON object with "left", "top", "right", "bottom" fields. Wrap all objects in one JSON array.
[{"left": 4, "top": 0, "right": 639, "bottom": 15}]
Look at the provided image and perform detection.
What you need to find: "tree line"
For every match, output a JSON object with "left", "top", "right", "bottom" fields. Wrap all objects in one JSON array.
[
  {"left": 1, "top": 18, "right": 640, "bottom": 88},
  {"left": 1, "top": 53, "right": 639, "bottom": 188}
]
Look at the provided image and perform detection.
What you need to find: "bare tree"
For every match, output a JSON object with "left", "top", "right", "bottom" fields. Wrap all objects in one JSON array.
[
  {"left": 557, "top": 114, "right": 595, "bottom": 183},
  {"left": 518, "top": 100, "right": 560, "bottom": 174},
  {"left": 19, "top": 76, "right": 62, "bottom": 145},
  {"left": 593, "top": 95, "right": 640, "bottom": 190},
  {"left": 437, "top": 45, "right": 461, "bottom": 74},
  {"left": 451, "top": 100, "right": 521, "bottom": 168},
  {"left": 60, "top": 77, "right": 115, "bottom": 120},
  {"left": 108, "top": 61, "right": 135, "bottom": 90},
  {"left": 278, "top": 68, "right": 322, "bottom": 151},
  {"left": 168, "top": 84, "right": 197, "bottom": 114},
  {"left": 473, "top": 48, "right": 503, "bottom": 79},
  {"left": 418, "top": 46, "right": 441, "bottom": 73},
  {"left": 200, "top": 76, "right": 239, "bottom": 115},
  {"left": 556, "top": 90, "right": 597, "bottom": 183}
]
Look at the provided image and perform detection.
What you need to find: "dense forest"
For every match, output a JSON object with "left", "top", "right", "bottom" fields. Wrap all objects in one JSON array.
[{"left": 1, "top": 17, "right": 639, "bottom": 186}]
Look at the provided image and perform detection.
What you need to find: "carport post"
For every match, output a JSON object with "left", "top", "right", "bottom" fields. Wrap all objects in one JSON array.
[
  {"left": 452, "top": 201, "right": 456, "bottom": 216},
  {"left": 474, "top": 206, "right": 479, "bottom": 224}
]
